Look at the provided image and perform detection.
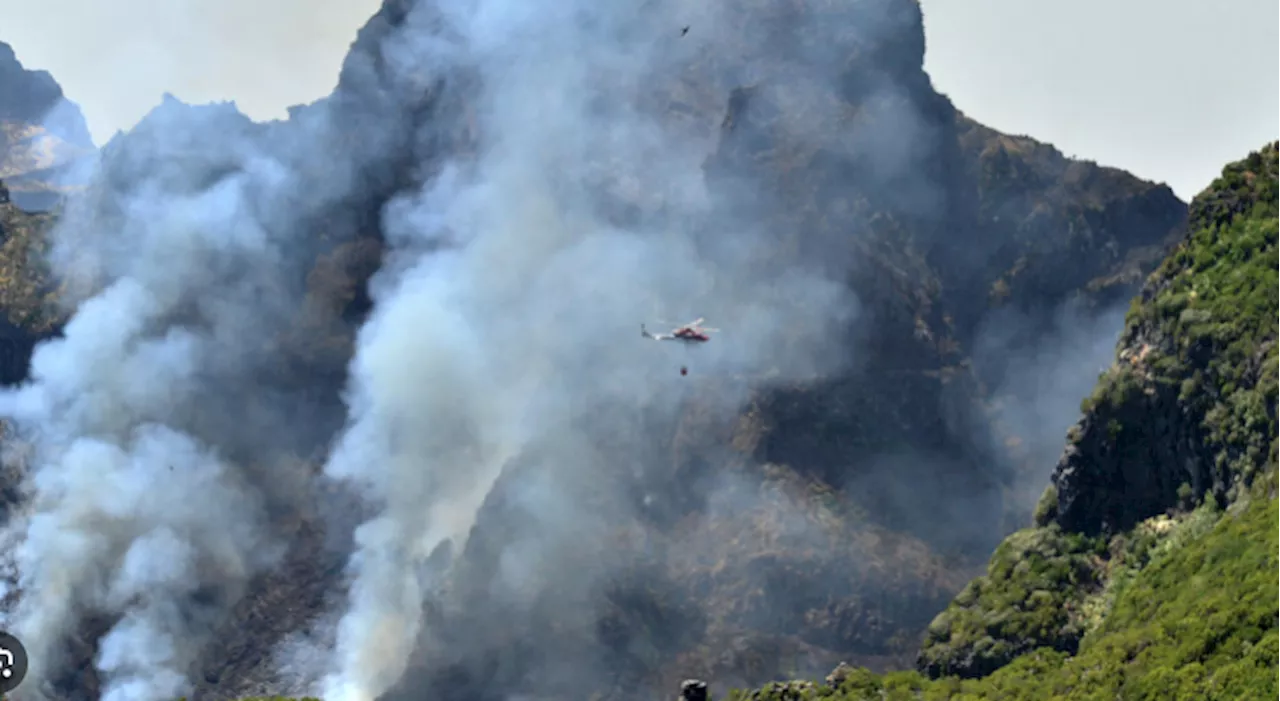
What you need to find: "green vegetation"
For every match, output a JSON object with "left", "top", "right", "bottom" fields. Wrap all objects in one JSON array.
[
  {"left": 0, "top": 188, "right": 63, "bottom": 333},
  {"left": 1125, "top": 142, "right": 1279, "bottom": 491},
  {"left": 725, "top": 143, "right": 1279, "bottom": 700},
  {"left": 1086, "top": 141, "right": 1278, "bottom": 497},
  {"left": 914, "top": 525, "right": 1106, "bottom": 678},
  {"left": 199, "top": 144, "right": 1277, "bottom": 701},
  {"left": 728, "top": 496, "right": 1277, "bottom": 700},
  {"left": 193, "top": 698, "right": 320, "bottom": 701}
]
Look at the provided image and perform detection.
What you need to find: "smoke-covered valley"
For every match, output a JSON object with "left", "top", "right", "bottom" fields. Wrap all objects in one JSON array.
[{"left": 0, "top": 1, "right": 1190, "bottom": 700}]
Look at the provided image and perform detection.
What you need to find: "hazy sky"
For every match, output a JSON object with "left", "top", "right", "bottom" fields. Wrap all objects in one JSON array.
[
  {"left": 918, "top": 0, "right": 1279, "bottom": 200},
  {"left": 1, "top": 0, "right": 1276, "bottom": 200},
  {"left": 0, "top": 0, "right": 383, "bottom": 138}
]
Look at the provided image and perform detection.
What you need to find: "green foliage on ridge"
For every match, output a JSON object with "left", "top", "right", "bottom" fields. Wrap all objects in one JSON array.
[
  {"left": 728, "top": 495, "right": 1277, "bottom": 700},
  {"left": 725, "top": 143, "right": 1279, "bottom": 700}
]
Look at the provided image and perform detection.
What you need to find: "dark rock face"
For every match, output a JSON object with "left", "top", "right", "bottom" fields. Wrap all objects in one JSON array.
[
  {"left": 0, "top": 41, "right": 95, "bottom": 209},
  {"left": 678, "top": 7, "right": 1187, "bottom": 554},
  {"left": 0, "top": 1, "right": 1193, "bottom": 699},
  {"left": 1050, "top": 143, "right": 1277, "bottom": 537},
  {"left": 1049, "top": 376, "right": 1197, "bottom": 536},
  {"left": 947, "top": 117, "right": 1187, "bottom": 343},
  {"left": 681, "top": 678, "right": 709, "bottom": 701},
  {"left": 0, "top": 41, "right": 93, "bottom": 148},
  {"left": 915, "top": 143, "right": 1276, "bottom": 682},
  {"left": 0, "top": 318, "right": 40, "bottom": 385},
  {"left": 355, "top": 0, "right": 1187, "bottom": 698}
]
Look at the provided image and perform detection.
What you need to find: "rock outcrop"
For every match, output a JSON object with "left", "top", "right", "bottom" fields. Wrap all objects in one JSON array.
[
  {"left": 0, "top": 41, "right": 94, "bottom": 210},
  {"left": 0, "top": 42, "right": 92, "bottom": 146},
  {"left": 916, "top": 142, "right": 1277, "bottom": 681},
  {"left": 680, "top": 679, "right": 710, "bottom": 701},
  {"left": 1050, "top": 142, "right": 1278, "bottom": 536},
  {"left": 317, "top": 1, "right": 1187, "bottom": 699}
]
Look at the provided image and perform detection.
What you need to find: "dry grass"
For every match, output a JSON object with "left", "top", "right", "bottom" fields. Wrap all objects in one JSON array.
[{"left": 0, "top": 198, "right": 64, "bottom": 333}]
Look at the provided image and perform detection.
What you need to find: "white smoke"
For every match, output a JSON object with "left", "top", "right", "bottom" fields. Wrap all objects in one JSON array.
[
  {"left": 0, "top": 0, "right": 886, "bottom": 699},
  {"left": 316, "top": 2, "right": 858, "bottom": 701},
  {"left": 0, "top": 94, "right": 402, "bottom": 700}
]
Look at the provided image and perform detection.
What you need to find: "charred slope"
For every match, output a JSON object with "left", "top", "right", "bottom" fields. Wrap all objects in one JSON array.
[
  {"left": 320, "top": 2, "right": 1187, "bottom": 701},
  {"left": 1, "top": 31, "right": 462, "bottom": 696},
  {"left": 0, "top": 1, "right": 1189, "bottom": 700}
]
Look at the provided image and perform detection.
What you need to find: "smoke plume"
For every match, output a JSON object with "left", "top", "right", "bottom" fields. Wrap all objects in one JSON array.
[
  {"left": 0, "top": 81, "right": 413, "bottom": 701},
  {"left": 0, "top": 0, "right": 955, "bottom": 699},
  {"left": 316, "top": 2, "right": 865, "bottom": 700}
]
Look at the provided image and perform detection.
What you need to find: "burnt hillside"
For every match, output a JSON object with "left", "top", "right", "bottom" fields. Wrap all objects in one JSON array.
[{"left": 0, "top": 2, "right": 1189, "bottom": 701}]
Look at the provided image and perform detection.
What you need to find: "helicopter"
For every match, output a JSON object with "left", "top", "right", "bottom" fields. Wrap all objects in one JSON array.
[
  {"left": 641, "top": 318, "right": 718, "bottom": 375},
  {"left": 641, "top": 318, "right": 718, "bottom": 344}
]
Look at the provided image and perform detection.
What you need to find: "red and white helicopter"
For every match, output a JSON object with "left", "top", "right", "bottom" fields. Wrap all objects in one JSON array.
[
  {"left": 642, "top": 318, "right": 718, "bottom": 375},
  {"left": 641, "top": 318, "right": 718, "bottom": 343}
]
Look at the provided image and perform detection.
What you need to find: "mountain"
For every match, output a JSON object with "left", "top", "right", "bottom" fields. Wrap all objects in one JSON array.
[
  {"left": 0, "top": 1, "right": 1203, "bottom": 700},
  {"left": 223, "top": 0, "right": 1182, "bottom": 696},
  {"left": 729, "top": 142, "right": 1277, "bottom": 700},
  {"left": 0, "top": 41, "right": 95, "bottom": 211},
  {"left": 0, "top": 42, "right": 86, "bottom": 386},
  {"left": 352, "top": 1, "right": 1186, "bottom": 696},
  {"left": 0, "top": 181, "right": 63, "bottom": 388}
]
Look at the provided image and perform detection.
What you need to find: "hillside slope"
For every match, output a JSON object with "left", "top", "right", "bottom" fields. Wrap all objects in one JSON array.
[
  {"left": 730, "top": 142, "right": 1277, "bottom": 700},
  {"left": 308, "top": 2, "right": 1184, "bottom": 699},
  {"left": 0, "top": 180, "right": 62, "bottom": 383},
  {"left": 0, "top": 1, "right": 1191, "bottom": 700},
  {"left": 0, "top": 41, "right": 88, "bottom": 384},
  {"left": 0, "top": 41, "right": 94, "bottom": 210}
]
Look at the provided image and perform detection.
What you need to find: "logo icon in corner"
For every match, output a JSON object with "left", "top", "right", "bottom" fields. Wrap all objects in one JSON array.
[{"left": 0, "top": 631, "right": 29, "bottom": 694}]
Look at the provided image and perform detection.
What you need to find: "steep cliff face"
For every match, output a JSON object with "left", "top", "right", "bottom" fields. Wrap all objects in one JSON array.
[
  {"left": 339, "top": 1, "right": 1189, "bottom": 699},
  {"left": 0, "top": 41, "right": 95, "bottom": 210},
  {"left": 0, "top": 1, "right": 1195, "bottom": 700},
  {"left": 916, "top": 142, "right": 1278, "bottom": 685},
  {"left": 0, "top": 42, "right": 92, "bottom": 143},
  {"left": 1051, "top": 142, "right": 1278, "bottom": 535}
]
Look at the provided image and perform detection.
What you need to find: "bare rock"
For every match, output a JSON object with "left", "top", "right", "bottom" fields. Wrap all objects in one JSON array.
[{"left": 680, "top": 679, "right": 709, "bottom": 701}]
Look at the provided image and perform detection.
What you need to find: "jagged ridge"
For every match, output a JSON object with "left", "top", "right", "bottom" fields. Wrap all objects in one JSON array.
[
  {"left": 0, "top": 41, "right": 95, "bottom": 210},
  {"left": 0, "top": 1, "right": 1197, "bottom": 699}
]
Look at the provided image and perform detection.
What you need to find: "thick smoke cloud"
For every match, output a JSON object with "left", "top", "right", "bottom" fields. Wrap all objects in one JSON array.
[
  {"left": 0, "top": 0, "right": 949, "bottom": 699},
  {"left": 317, "top": 2, "right": 863, "bottom": 700},
  {"left": 0, "top": 88, "right": 409, "bottom": 701}
]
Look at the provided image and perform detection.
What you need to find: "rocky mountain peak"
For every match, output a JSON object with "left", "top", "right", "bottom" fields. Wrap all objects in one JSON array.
[
  {"left": 0, "top": 40, "right": 92, "bottom": 147},
  {"left": 0, "top": 2, "right": 1228, "bottom": 700},
  {"left": 0, "top": 40, "right": 95, "bottom": 209}
]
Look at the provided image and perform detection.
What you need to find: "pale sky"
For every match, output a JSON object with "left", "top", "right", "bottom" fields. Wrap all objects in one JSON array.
[
  {"left": 1, "top": 0, "right": 1277, "bottom": 200},
  {"left": 918, "top": 0, "right": 1279, "bottom": 200},
  {"left": 0, "top": 0, "right": 383, "bottom": 140}
]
